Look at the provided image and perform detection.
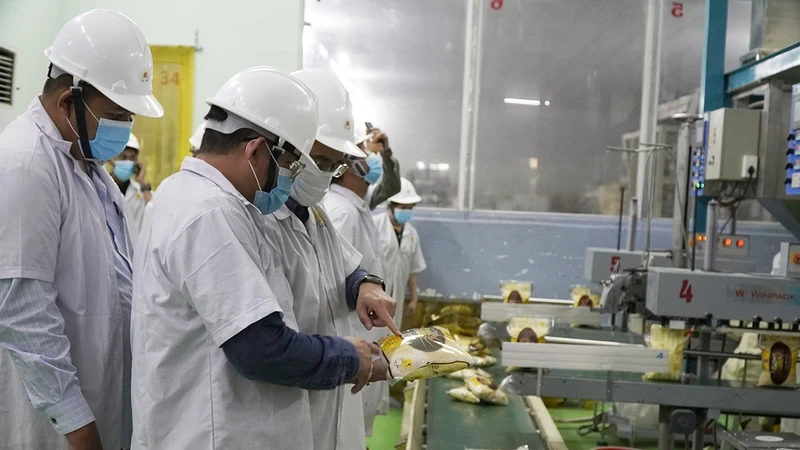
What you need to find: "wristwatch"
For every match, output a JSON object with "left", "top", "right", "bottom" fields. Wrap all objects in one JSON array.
[{"left": 360, "top": 274, "right": 386, "bottom": 291}]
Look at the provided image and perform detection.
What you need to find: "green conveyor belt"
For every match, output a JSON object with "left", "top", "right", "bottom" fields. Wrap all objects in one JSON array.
[{"left": 426, "top": 364, "right": 544, "bottom": 450}]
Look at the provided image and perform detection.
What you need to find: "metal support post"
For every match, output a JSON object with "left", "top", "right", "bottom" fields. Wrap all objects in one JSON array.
[
  {"left": 456, "top": 0, "right": 485, "bottom": 211},
  {"left": 703, "top": 200, "right": 719, "bottom": 271},
  {"left": 635, "top": 0, "right": 664, "bottom": 217},
  {"left": 671, "top": 114, "right": 703, "bottom": 268},
  {"left": 658, "top": 406, "right": 674, "bottom": 450},
  {"left": 627, "top": 197, "right": 639, "bottom": 251}
]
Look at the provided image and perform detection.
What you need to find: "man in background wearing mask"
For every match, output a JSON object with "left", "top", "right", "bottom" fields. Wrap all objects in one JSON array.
[
  {"left": 110, "top": 134, "right": 148, "bottom": 247},
  {"left": 373, "top": 178, "right": 427, "bottom": 328},
  {"left": 323, "top": 115, "right": 394, "bottom": 438},
  {"left": 264, "top": 69, "right": 399, "bottom": 449},
  {"left": 360, "top": 126, "right": 401, "bottom": 210},
  {"left": 131, "top": 67, "right": 389, "bottom": 450},
  {"left": 0, "top": 10, "right": 163, "bottom": 450}
]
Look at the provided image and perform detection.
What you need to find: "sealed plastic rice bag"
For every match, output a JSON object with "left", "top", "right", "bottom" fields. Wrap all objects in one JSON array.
[
  {"left": 643, "top": 324, "right": 690, "bottom": 381},
  {"left": 378, "top": 327, "right": 474, "bottom": 384},
  {"left": 501, "top": 280, "right": 533, "bottom": 304},
  {"left": 473, "top": 355, "right": 497, "bottom": 367},
  {"left": 507, "top": 316, "right": 555, "bottom": 343},
  {"left": 466, "top": 376, "right": 509, "bottom": 405},
  {"left": 757, "top": 334, "right": 800, "bottom": 388},
  {"left": 448, "top": 386, "right": 481, "bottom": 404},
  {"left": 571, "top": 285, "right": 600, "bottom": 307},
  {"left": 453, "top": 334, "right": 490, "bottom": 356},
  {"left": 446, "top": 368, "right": 491, "bottom": 380}
]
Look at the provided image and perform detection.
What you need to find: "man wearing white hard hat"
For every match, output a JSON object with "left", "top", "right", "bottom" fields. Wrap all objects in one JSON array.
[
  {"left": 109, "top": 134, "right": 148, "bottom": 247},
  {"left": 0, "top": 10, "right": 163, "bottom": 450},
  {"left": 263, "top": 68, "right": 399, "bottom": 449},
  {"left": 322, "top": 105, "right": 397, "bottom": 439},
  {"left": 130, "top": 67, "right": 388, "bottom": 449},
  {"left": 373, "top": 178, "right": 428, "bottom": 327},
  {"left": 356, "top": 126, "right": 402, "bottom": 210}
]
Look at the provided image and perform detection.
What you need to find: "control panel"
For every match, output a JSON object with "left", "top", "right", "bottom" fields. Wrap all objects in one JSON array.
[
  {"left": 786, "top": 83, "right": 800, "bottom": 195},
  {"left": 692, "top": 233, "right": 750, "bottom": 258},
  {"left": 690, "top": 143, "right": 706, "bottom": 196},
  {"left": 778, "top": 242, "right": 800, "bottom": 277}
]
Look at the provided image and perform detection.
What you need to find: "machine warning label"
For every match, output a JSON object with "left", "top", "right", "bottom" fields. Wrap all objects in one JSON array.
[{"left": 728, "top": 285, "right": 800, "bottom": 303}]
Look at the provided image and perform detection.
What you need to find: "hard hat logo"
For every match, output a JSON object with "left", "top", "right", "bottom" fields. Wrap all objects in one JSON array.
[
  {"left": 344, "top": 120, "right": 351, "bottom": 130},
  {"left": 142, "top": 71, "right": 149, "bottom": 82}
]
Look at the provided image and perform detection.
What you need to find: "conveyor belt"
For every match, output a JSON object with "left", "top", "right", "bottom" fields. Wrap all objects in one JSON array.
[{"left": 426, "top": 364, "right": 544, "bottom": 450}]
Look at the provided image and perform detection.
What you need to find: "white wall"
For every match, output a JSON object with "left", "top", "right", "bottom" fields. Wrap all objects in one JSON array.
[
  {"left": 1, "top": 0, "right": 304, "bottom": 129},
  {"left": 62, "top": 0, "right": 305, "bottom": 127},
  {"left": 0, "top": 0, "right": 66, "bottom": 126}
]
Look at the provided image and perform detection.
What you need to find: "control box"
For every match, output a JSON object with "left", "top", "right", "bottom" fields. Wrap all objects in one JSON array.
[
  {"left": 692, "top": 233, "right": 750, "bottom": 258},
  {"left": 705, "top": 108, "right": 761, "bottom": 180},
  {"left": 786, "top": 84, "right": 800, "bottom": 195}
]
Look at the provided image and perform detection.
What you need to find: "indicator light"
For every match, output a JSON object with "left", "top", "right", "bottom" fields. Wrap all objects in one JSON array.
[
  {"left": 736, "top": 239, "right": 745, "bottom": 248},
  {"left": 723, "top": 238, "right": 732, "bottom": 247}
]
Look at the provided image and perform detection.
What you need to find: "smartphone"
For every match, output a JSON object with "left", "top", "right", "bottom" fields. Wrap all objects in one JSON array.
[{"left": 365, "top": 121, "right": 374, "bottom": 132}]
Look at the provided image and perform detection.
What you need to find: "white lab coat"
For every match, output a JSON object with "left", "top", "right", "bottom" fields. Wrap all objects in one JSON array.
[
  {"left": 131, "top": 157, "right": 311, "bottom": 450},
  {"left": 0, "top": 99, "right": 127, "bottom": 449},
  {"left": 121, "top": 179, "right": 147, "bottom": 248},
  {"left": 322, "top": 183, "right": 388, "bottom": 436},
  {"left": 373, "top": 212, "right": 427, "bottom": 327},
  {"left": 263, "top": 203, "right": 366, "bottom": 450}
]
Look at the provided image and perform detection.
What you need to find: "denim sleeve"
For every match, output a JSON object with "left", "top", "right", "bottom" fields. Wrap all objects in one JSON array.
[
  {"left": 345, "top": 267, "right": 369, "bottom": 310},
  {"left": 221, "top": 312, "right": 360, "bottom": 390}
]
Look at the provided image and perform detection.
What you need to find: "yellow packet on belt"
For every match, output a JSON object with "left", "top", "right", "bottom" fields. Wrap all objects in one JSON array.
[
  {"left": 448, "top": 387, "right": 480, "bottom": 404},
  {"left": 465, "top": 376, "right": 509, "bottom": 405},
  {"left": 378, "top": 327, "right": 475, "bottom": 385},
  {"left": 643, "top": 324, "right": 690, "bottom": 381},
  {"left": 501, "top": 280, "right": 533, "bottom": 304},
  {"left": 758, "top": 335, "right": 800, "bottom": 388},
  {"left": 507, "top": 316, "right": 555, "bottom": 343}
]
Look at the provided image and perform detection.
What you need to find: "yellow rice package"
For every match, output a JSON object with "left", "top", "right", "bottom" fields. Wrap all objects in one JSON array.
[
  {"left": 757, "top": 335, "right": 800, "bottom": 388},
  {"left": 507, "top": 316, "right": 555, "bottom": 343},
  {"left": 465, "top": 376, "right": 509, "bottom": 405},
  {"left": 378, "top": 327, "right": 474, "bottom": 385},
  {"left": 473, "top": 355, "right": 497, "bottom": 367},
  {"left": 429, "top": 305, "right": 483, "bottom": 337},
  {"left": 501, "top": 280, "right": 533, "bottom": 304},
  {"left": 446, "top": 368, "right": 491, "bottom": 380},
  {"left": 448, "top": 386, "right": 480, "bottom": 404},
  {"left": 453, "top": 334, "right": 490, "bottom": 356},
  {"left": 643, "top": 324, "right": 690, "bottom": 381},
  {"left": 571, "top": 285, "right": 600, "bottom": 307}
]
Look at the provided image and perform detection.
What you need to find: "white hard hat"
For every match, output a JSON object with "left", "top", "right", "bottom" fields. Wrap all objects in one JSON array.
[
  {"left": 126, "top": 134, "right": 140, "bottom": 151},
  {"left": 291, "top": 69, "right": 366, "bottom": 158},
  {"left": 44, "top": 10, "right": 164, "bottom": 118},
  {"left": 207, "top": 67, "right": 319, "bottom": 170},
  {"left": 189, "top": 122, "right": 206, "bottom": 149},
  {"left": 388, "top": 178, "right": 422, "bottom": 205}
]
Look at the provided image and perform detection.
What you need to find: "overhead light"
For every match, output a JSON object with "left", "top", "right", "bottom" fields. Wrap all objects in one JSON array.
[
  {"left": 544, "top": 100, "right": 551, "bottom": 106},
  {"left": 504, "top": 97, "right": 540, "bottom": 106},
  {"left": 417, "top": 161, "right": 427, "bottom": 170},
  {"left": 429, "top": 163, "right": 450, "bottom": 172},
  {"left": 529, "top": 157, "right": 539, "bottom": 169}
]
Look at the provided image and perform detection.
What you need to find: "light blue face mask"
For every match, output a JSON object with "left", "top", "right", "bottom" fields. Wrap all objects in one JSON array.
[
  {"left": 66, "top": 103, "right": 133, "bottom": 161},
  {"left": 393, "top": 209, "right": 413, "bottom": 224},
  {"left": 248, "top": 146, "right": 295, "bottom": 215},
  {"left": 364, "top": 152, "right": 383, "bottom": 184},
  {"left": 113, "top": 160, "right": 135, "bottom": 182}
]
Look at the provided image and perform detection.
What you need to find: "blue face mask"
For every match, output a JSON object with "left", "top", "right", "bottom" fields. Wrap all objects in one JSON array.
[
  {"left": 248, "top": 146, "right": 295, "bottom": 215},
  {"left": 393, "top": 209, "right": 413, "bottom": 224},
  {"left": 364, "top": 152, "right": 383, "bottom": 184},
  {"left": 113, "top": 160, "right": 135, "bottom": 182},
  {"left": 66, "top": 103, "right": 133, "bottom": 161}
]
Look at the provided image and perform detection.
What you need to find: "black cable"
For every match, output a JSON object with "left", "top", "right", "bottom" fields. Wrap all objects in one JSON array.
[
  {"left": 617, "top": 186, "right": 625, "bottom": 250},
  {"left": 691, "top": 188, "right": 699, "bottom": 271},
  {"left": 70, "top": 86, "right": 93, "bottom": 160}
]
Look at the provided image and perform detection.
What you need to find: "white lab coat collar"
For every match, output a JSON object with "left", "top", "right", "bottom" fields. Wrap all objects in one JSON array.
[
  {"left": 270, "top": 203, "right": 308, "bottom": 235},
  {"left": 179, "top": 156, "right": 251, "bottom": 207},
  {"left": 329, "top": 183, "right": 368, "bottom": 211},
  {"left": 28, "top": 98, "right": 73, "bottom": 157}
]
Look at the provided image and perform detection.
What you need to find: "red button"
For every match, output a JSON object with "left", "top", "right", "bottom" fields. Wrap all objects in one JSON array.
[
  {"left": 792, "top": 253, "right": 800, "bottom": 265},
  {"left": 722, "top": 238, "right": 732, "bottom": 247},
  {"left": 736, "top": 239, "right": 745, "bottom": 248}
]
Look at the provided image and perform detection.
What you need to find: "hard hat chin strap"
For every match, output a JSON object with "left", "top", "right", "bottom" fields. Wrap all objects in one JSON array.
[{"left": 70, "top": 86, "right": 94, "bottom": 161}]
